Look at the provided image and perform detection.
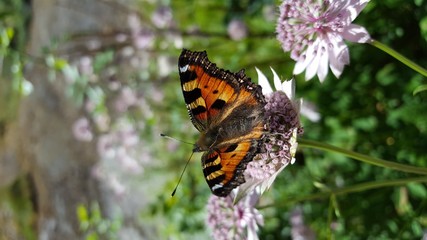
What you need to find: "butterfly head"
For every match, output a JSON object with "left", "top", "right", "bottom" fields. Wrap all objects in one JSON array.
[{"left": 192, "top": 134, "right": 209, "bottom": 152}]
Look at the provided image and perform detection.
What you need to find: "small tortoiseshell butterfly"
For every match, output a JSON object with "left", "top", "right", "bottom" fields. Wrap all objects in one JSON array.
[{"left": 178, "top": 49, "right": 266, "bottom": 197}]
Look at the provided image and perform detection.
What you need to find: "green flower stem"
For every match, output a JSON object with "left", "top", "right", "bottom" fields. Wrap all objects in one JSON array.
[
  {"left": 298, "top": 138, "right": 427, "bottom": 175},
  {"left": 258, "top": 176, "right": 427, "bottom": 209},
  {"left": 369, "top": 39, "right": 427, "bottom": 78}
]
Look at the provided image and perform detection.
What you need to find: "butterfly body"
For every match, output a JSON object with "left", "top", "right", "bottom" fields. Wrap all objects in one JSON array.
[{"left": 178, "top": 49, "right": 265, "bottom": 197}]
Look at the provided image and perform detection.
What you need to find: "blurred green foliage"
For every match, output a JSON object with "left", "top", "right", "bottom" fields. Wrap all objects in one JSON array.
[
  {"left": 0, "top": 178, "right": 35, "bottom": 240},
  {"left": 0, "top": 0, "right": 29, "bottom": 125},
  {"left": 0, "top": 1, "right": 34, "bottom": 239},
  {"left": 77, "top": 203, "right": 122, "bottom": 240}
]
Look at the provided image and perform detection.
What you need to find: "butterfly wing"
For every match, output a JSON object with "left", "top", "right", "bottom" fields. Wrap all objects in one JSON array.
[
  {"left": 201, "top": 124, "right": 264, "bottom": 197},
  {"left": 178, "top": 49, "right": 266, "bottom": 197},
  {"left": 178, "top": 49, "right": 250, "bottom": 132}
]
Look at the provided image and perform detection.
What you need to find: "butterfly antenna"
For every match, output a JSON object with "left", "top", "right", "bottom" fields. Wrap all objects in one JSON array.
[
  {"left": 160, "top": 133, "right": 193, "bottom": 145},
  {"left": 171, "top": 151, "right": 194, "bottom": 197}
]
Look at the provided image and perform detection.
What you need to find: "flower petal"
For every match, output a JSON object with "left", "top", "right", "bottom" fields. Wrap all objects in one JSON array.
[
  {"left": 234, "top": 179, "right": 260, "bottom": 204},
  {"left": 293, "top": 55, "right": 308, "bottom": 75},
  {"left": 342, "top": 24, "right": 371, "bottom": 43},
  {"left": 317, "top": 41, "right": 329, "bottom": 82},
  {"left": 330, "top": 57, "right": 345, "bottom": 78},
  {"left": 328, "top": 34, "right": 349, "bottom": 78},
  {"left": 304, "top": 40, "right": 321, "bottom": 81},
  {"left": 281, "top": 76, "right": 295, "bottom": 100},
  {"left": 300, "top": 99, "right": 321, "bottom": 122},
  {"left": 259, "top": 164, "right": 287, "bottom": 193},
  {"left": 328, "top": 33, "right": 349, "bottom": 63},
  {"left": 256, "top": 67, "right": 273, "bottom": 95},
  {"left": 348, "top": 0, "right": 371, "bottom": 21},
  {"left": 271, "top": 67, "right": 282, "bottom": 92},
  {"left": 294, "top": 39, "right": 319, "bottom": 77}
]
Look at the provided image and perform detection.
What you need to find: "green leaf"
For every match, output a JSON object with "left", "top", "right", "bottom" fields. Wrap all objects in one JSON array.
[
  {"left": 0, "top": 27, "right": 13, "bottom": 47},
  {"left": 407, "top": 182, "right": 427, "bottom": 199},
  {"left": 77, "top": 204, "right": 89, "bottom": 222},
  {"left": 54, "top": 58, "right": 68, "bottom": 70},
  {"left": 419, "top": 16, "right": 427, "bottom": 41},
  {"left": 5, "top": 28, "right": 14, "bottom": 39},
  {"left": 331, "top": 195, "right": 341, "bottom": 218},
  {"left": 413, "top": 84, "right": 427, "bottom": 95},
  {"left": 313, "top": 181, "right": 329, "bottom": 190},
  {"left": 86, "top": 232, "right": 98, "bottom": 240},
  {"left": 93, "top": 50, "right": 114, "bottom": 73}
]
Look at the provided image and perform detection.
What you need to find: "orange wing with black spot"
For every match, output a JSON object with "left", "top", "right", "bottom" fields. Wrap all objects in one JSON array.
[
  {"left": 201, "top": 129, "right": 264, "bottom": 196},
  {"left": 178, "top": 49, "right": 265, "bottom": 197}
]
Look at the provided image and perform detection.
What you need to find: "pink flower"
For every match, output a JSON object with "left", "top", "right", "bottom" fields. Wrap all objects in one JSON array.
[
  {"left": 276, "top": 0, "right": 371, "bottom": 82},
  {"left": 235, "top": 68, "right": 303, "bottom": 202},
  {"left": 72, "top": 117, "right": 93, "bottom": 142},
  {"left": 227, "top": 19, "right": 248, "bottom": 41},
  {"left": 290, "top": 207, "right": 316, "bottom": 240},
  {"left": 151, "top": 6, "right": 173, "bottom": 29},
  {"left": 206, "top": 189, "right": 263, "bottom": 240},
  {"left": 114, "top": 86, "right": 138, "bottom": 112},
  {"left": 128, "top": 14, "right": 155, "bottom": 49}
]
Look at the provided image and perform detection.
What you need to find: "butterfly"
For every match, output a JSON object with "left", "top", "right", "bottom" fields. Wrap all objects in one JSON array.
[{"left": 178, "top": 49, "right": 266, "bottom": 197}]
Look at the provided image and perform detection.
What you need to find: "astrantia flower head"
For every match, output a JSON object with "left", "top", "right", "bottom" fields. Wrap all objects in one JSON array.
[
  {"left": 235, "top": 68, "right": 303, "bottom": 201},
  {"left": 276, "top": 0, "right": 371, "bottom": 81},
  {"left": 207, "top": 189, "right": 264, "bottom": 240}
]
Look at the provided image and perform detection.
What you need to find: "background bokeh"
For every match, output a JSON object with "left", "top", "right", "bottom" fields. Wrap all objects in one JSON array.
[{"left": 0, "top": 0, "right": 426, "bottom": 239}]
